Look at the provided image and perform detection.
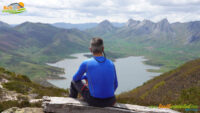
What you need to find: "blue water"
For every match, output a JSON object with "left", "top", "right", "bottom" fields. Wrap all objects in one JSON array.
[{"left": 47, "top": 53, "right": 161, "bottom": 94}]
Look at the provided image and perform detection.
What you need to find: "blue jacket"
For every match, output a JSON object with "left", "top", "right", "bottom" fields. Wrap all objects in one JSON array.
[{"left": 73, "top": 56, "right": 118, "bottom": 99}]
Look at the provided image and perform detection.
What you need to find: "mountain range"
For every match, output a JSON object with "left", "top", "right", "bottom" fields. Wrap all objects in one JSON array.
[
  {"left": 84, "top": 19, "right": 200, "bottom": 72},
  {"left": 85, "top": 18, "right": 200, "bottom": 45},
  {"left": 0, "top": 18, "right": 200, "bottom": 83},
  {"left": 52, "top": 22, "right": 124, "bottom": 30}
]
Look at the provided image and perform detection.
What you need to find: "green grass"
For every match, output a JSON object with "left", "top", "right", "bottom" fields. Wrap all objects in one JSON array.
[
  {"left": 0, "top": 100, "right": 41, "bottom": 112},
  {"left": 178, "top": 87, "right": 200, "bottom": 105},
  {"left": 3, "top": 80, "right": 68, "bottom": 98},
  {"left": 0, "top": 67, "right": 68, "bottom": 98},
  {"left": 105, "top": 39, "right": 200, "bottom": 73},
  {"left": 0, "top": 67, "right": 69, "bottom": 112},
  {"left": 117, "top": 58, "right": 200, "bottom": 113}
]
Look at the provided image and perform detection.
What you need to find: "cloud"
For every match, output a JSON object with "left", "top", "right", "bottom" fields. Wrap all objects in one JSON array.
[
  {"left": 149, "top": 0, "right": 200, "bottom": 6},
  {"left": 0, "top": 0, "right": 200, "bottom": 24}
]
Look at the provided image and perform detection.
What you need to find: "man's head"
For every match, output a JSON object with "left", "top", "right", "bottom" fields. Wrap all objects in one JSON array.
[{"left": 90, "top": 37, "right": 104, "bottom": 54}]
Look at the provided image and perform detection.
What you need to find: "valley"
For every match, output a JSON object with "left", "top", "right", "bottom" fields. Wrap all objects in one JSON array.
[
  {"left": 0, "top": 19, "right": 200, "bottom": 113},
  {"left": 0, "top": 18, "right": 200, "bottom": 87}
]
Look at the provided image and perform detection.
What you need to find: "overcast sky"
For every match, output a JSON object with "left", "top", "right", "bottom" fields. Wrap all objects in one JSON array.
[{"left": 0, "top": 0, "right": 200, "bottom": 24}]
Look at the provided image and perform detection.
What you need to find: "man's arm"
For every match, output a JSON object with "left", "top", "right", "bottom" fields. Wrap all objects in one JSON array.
[
  {"left": 73, "top": 61, "right": 87, "bottom": 82},
  {"left": 113, "top": 65, "right": 118, "bottom": 92}
]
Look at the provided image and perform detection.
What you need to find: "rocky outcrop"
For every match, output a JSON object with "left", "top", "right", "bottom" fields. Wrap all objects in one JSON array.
[
  {"left": 0, "top": 78, "right": 19, "bottom": 102},
  {"left": 2, "top": 107, "right": 43, "bottom": 113},
  {"left": 43, "top": 97, "right": 180, "bottom": 113}
]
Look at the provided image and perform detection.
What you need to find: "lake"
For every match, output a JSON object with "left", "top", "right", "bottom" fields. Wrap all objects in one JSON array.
[{"left": 47, "top": 53, "right": 161, "bottom": 94}]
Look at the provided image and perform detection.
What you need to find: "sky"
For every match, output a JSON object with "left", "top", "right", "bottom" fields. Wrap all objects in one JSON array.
[{"left": 0, "top": 0, "right": 200, "bottom": 24}]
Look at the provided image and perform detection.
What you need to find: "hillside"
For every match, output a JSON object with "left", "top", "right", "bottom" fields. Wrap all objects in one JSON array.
[
  {"left": 0, "top": 66, "right": 180, "bottom": 113},
  {"left": 0, "top": 21, "right": 92, "bottom": 83},
  {"left": 0, "top": 20, "right": 125, "bottom": 85},
  {"left": 117, "top": 58, "right": 200, "bottom": 111},
  {"left": 0, "top": 67, "right": 68, "bottom": 112}
]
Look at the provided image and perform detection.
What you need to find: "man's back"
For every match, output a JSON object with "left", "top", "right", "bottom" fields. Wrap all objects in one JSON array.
[
  {"left": 73, "top": 56, "right": 118, "bottom": 99},
  {"left": 70, "top": 37, "right": 118, "bottom": 107}
]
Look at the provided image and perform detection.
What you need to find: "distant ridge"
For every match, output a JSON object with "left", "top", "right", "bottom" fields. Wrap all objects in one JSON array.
[
  {"left": 52, "top": 22, "right": 124, "bottom": 30},
  {"left": 84, "top": 18, "right": 200, "bottom": 45},
  {"left": 53, "top": 22, "right": 97, "bottom": 30},
  {"left": 86, "top": 20, "right": 118, "bottom": 36},
  {"left": 0, "top": 21, "right": 10, "bottom": 28}
]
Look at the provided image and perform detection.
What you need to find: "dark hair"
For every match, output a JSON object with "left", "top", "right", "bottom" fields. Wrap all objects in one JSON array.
[{"left": 90, "top": 38, "right": 104, "bottom": 53}]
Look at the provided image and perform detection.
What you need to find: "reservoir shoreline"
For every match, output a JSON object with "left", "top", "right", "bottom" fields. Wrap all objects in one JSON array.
[{"left": 47, "top": 53, "right": 161, "bottom": 94}]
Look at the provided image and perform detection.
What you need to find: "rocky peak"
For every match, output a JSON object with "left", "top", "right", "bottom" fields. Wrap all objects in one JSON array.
[
  {"left": 155, "top": 18, "right": 173, "bottom": 33},
  {"left": 159, "top": 18, "right": 169, "bottom": 25},
  {"left": 126, "top": 19, "right": 140, "bottom": 27},
  {"left": 98, "top": 20, "right": 114, "bottom": 28},
  {"left": 96, "top": 20, "right": 116, "bottom": 32},
  {"left": 142, "top": 19, "right": 154, "bottom": 24},
  {"left": 187, "top": 21, "right": 200, "bottom": 33},
  {"left": 136, "top": 19, "right": 155, "bottom": 29}
]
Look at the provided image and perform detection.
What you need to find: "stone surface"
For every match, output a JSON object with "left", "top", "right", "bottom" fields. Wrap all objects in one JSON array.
[
  {"left": 30, "top": 99, "right": 43, "bottom": 103},
  {"left": 2, "top": 107, "right": 43, "bottom": 113},
  {"left": 43, "top": 96, "right": 180, "bottom": 113}
]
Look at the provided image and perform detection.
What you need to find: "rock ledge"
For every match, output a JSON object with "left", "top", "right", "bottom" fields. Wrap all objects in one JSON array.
[{"left": 43, "top": 96, "right": 180, "bottom": 113}]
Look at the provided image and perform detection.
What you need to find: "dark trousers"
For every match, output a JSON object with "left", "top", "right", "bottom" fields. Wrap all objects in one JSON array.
[{"left": 69, "top": 80, "right": 116, "bottom": 107}]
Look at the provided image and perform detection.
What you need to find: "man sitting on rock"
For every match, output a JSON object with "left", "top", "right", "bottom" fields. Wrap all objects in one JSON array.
[{"left": 69, "top": 37, "right": 118, "bottom": 107}]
